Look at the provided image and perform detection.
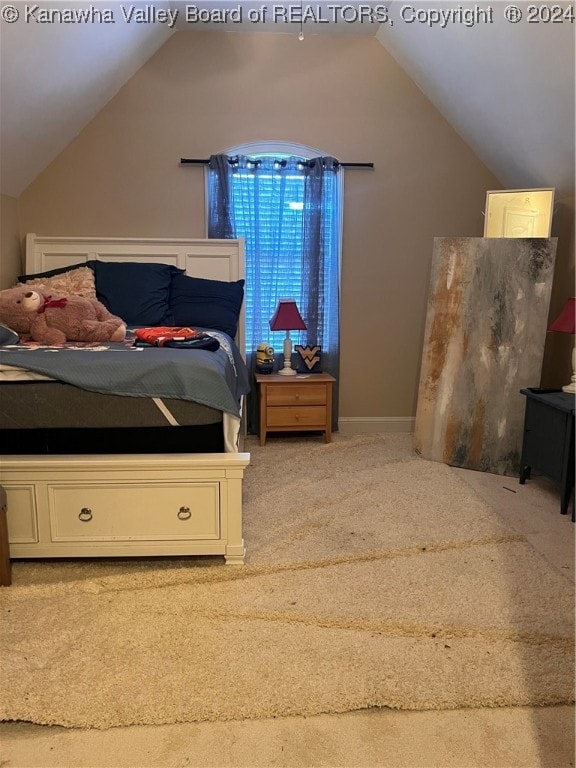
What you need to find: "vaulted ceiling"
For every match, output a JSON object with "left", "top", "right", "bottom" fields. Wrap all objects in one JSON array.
[{"left": 1, "top": 1, "right": 574, "bottom": 199}]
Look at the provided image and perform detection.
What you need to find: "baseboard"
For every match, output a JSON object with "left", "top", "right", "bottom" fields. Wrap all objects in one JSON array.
[{"left": 338, "top": 417, "right": 415, "bottom": 434}]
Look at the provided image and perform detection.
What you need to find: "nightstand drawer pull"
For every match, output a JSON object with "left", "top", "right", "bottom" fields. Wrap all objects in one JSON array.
[
  {"left": 177, "top": 506, "right": 192, "bottom": 520},
  {"left": 78, "top": 507, "right": 93, "bottom": 522}
]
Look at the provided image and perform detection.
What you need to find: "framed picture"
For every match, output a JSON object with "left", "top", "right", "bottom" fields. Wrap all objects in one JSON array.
[
  {"left": 295, "top": 344, "right": 322, "bottom": 373},
  {"left": 484, "top": 188, "right": 555, "bottom": 238}
]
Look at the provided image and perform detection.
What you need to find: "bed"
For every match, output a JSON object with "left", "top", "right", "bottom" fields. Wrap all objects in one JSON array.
[{"left": 0, "top": 235, "right": 251, "bottom": 564}]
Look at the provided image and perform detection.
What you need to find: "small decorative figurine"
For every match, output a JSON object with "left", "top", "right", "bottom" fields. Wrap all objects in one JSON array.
[
  {"left": 295, "top": 344, "right": 322, "bottom": 373},
  {"left": 256, "top": 343, "right": 274, "bottom": 374}
]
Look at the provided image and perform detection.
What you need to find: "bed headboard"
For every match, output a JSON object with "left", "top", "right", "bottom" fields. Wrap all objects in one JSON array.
[{"left": 25, "top": 234, "right": 246, "bottom": 354}]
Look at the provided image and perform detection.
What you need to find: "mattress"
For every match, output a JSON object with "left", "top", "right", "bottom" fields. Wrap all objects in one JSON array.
[
  {"left": 0, "top": 329, "right": 250, "bottom": 454},
  {"left": 0, "top": 380, "right": 222, "bottom": 430},
  {"left": 0, "top": 379, "right": 227, "bottom": 455}
]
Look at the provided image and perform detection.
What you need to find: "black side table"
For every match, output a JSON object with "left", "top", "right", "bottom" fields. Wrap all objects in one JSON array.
[{"left": 519, "top": 388, "right": 575, "bottom": 521}]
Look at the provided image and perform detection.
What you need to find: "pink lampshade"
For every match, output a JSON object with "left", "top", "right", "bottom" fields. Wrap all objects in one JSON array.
[
  {"left": 269, "top": 299, "right": 307, "bottom": 331},
  {"left": 548, "top": 297, "right": 576, "bottom": 334}
]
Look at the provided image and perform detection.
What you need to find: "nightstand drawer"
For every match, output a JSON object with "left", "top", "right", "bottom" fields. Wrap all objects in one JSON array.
[
  {"left": 267, "top": 406, "right": 327, "bottom": 427},
  {"left": 267, "top": 384, "right": 327, "bottom": 406}
]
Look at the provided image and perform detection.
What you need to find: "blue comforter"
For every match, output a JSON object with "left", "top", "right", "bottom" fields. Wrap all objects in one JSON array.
[{"left": 0, "top": 330, "right": 250, "bottom": 417}]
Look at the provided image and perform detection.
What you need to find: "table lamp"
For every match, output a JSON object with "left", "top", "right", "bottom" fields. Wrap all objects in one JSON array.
[
  {"left": 269, "top": 299, "right": 307, "bottom": 376},
  {"left": 548, "top": 296, "right": 576, "bottom": 393}
]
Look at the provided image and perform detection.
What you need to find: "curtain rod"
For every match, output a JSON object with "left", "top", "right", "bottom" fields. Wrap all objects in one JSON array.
[{"left": 180, "top": 158, "right": 374, "bottom": 169}]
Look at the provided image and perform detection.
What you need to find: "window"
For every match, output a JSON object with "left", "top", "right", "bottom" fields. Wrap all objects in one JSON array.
[{"left": 207, "top": 143, "right": 342, "bottom": 429}]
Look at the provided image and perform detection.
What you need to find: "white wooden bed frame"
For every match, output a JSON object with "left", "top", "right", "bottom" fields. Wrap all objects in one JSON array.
[{"left": 1, "top": 235, "right": 250, "bottom": 565}]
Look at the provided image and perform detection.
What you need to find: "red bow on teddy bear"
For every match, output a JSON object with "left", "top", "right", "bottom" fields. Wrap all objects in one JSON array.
[{"left": 35, "top": 295, "right": 68, "bottom": 313}]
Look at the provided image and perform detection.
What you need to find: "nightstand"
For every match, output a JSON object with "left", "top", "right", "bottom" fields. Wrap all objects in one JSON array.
[
  {"left": 519, "top": 388, "right": 575, "bottom": 520},
  {"left": 255, "top": 373, "right": 335, "bottom": 446}
]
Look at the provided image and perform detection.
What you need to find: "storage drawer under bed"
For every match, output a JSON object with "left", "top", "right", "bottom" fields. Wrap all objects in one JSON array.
[
  {"left": 48, "top": 482, "right": 220, "bottom": 541},
  {"left": 5, "top": 481, "right": 221, "bottom": 543},
  {"left": 1, "top": 453, "right": 250, "bottom": 563}
]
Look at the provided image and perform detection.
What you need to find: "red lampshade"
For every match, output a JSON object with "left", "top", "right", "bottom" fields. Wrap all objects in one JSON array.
[
  {"left": 548, "top": 297, "right": 576, "bottom": 334},
  {"left": 269, "top": 299, "right": 307, "bottom": 331}
]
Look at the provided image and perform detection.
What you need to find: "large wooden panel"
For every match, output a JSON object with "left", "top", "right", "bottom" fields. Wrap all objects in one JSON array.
[{"left": 414, "top": 237, "right": 557, "bottom": 475}]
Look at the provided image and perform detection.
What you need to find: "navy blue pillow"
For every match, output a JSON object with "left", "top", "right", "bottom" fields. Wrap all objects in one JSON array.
[
  {"left": 170, "top": 274, "right": 245, "bottom": 338},
  {"left": 90, "top": 261, "right": 183, "bottom": 326}
]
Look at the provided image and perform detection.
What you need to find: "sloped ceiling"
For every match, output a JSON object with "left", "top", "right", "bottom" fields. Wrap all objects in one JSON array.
[
  {"left": 0, "top": 1, "right": 173, "bottom": 197},
  {"left": 377, "top": 2, "right": 575, "bottom": 198},
  {"left": 1, "top": 1, "right": 574, "bottom": 198}
]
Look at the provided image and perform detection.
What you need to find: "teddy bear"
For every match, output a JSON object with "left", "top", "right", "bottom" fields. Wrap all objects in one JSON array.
[{"left": 0, "top": 286, "right": 126, "bottom": 345}]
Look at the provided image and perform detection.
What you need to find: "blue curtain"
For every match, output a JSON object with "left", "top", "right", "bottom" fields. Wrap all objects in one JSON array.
[{"left": 208, "top": 153, "right": 340, "bottom": 433}]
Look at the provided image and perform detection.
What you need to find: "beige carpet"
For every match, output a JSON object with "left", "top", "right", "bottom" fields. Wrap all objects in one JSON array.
[{"left": 1, "top": 434, "right": 574, "bottom": 729}]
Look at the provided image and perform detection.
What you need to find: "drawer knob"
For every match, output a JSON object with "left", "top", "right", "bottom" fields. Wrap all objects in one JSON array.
[
  {"left": 78, "top": 507, "right": 93, "bottom": 522},
  {"left": 177, "top": 506, "right": 192, "bottom": 520}
]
